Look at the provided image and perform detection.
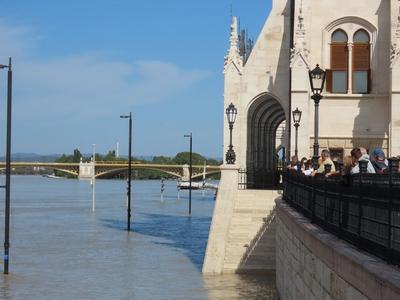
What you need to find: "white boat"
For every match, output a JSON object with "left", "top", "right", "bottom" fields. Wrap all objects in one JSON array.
[
  {"left": 42, "top": 174, "right": 64, "bottom": 179},
  {"left": 177, "top": 181, "right": 218, "bottom": 190}
]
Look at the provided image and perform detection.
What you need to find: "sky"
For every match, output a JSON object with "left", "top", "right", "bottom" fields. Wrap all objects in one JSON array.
[{"left": 0, "top": 0, "right": 272, "bottom": 158}]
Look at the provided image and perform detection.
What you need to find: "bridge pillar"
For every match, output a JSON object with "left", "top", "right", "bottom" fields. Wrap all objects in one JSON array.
[
  {"left": 78, "top": 159, "right": 94, "bottom": 180},
  {"left": 182, "top": 164, "right": 190, "bottom": 181}
]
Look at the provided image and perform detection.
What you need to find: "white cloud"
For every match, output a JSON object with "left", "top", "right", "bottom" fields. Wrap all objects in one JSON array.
[
  {"left": 0, "top": 20, "right": 216, "bottom": 156},
  {"left": 0, "top": 22, "right": 209, "bottom": 121},
  {"left": 0, "top": 19, "right": 41, "bottom": 60}
]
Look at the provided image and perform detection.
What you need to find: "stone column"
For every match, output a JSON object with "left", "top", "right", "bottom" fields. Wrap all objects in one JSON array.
[
  {"left": 348, "top": 43, "right": 353, "bottom": 94},
  {"left": 203, "top": 165, "right": 239, "bottom": 274},
  {"left": 290, "top": 53, "right": 310, "bottom": 158}
]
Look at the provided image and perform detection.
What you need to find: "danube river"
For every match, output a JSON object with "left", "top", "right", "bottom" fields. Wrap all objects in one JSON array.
[{"left": 0, "top": 176, "right": 276, "bottom": 299}]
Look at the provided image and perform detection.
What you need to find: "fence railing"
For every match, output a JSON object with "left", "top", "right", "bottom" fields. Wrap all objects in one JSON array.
[
  {"left": 238, "top": 167, "right": 283, "bottom": 190},
  {"left": 282, "top": 158, "right": 400, "bottom": 266}
]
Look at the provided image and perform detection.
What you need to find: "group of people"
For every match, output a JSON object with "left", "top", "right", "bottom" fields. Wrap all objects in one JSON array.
[{"left": 288, "top": 147, "right": 399, "bottom": 177}]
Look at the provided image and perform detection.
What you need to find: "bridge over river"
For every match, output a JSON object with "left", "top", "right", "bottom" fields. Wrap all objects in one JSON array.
[{"left": 0, "top": 161, "right": 221, "bottom": 180}]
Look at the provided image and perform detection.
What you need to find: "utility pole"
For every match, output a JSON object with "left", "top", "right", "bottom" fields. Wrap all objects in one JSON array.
[
  {"left": 1, "top": 58, "right": 12, "bottom": 274},
  {"left": 92, "top": 144, "right": 96, "bottom": 212},
  {"left": 184, "top": 133, "right": 192, "bottom": 215}
]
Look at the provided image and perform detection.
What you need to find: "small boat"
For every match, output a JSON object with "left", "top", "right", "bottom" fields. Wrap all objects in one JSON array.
[
  {"left": 177, "top": 181, "right": 218, "bottom": 191},
  {"left": 42, "top": 174, "right": 64, "bottom": 179}
]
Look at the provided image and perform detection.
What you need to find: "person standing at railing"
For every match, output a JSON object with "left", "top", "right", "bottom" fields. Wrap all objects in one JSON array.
[
  {"left": 370, "top": 148, "right": 388, "bottom": 173},
  {"left": 287, "top": 155, "right": 299, "bottom": 170},
  {"left": 350, "top": 147, "right": 375, "bottom": 174},
  {"left": 313, "top": 149, "right": 335, "bottom": 175}
]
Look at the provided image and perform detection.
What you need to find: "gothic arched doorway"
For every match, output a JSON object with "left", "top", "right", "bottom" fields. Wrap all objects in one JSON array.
[{"left": 246, "top": 95, "right": 286, "bottom": 189}]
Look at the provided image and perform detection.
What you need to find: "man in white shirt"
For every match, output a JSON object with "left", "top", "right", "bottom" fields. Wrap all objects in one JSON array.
[{"left": 350, "top": 147, "right": 375, "bottom": 174}]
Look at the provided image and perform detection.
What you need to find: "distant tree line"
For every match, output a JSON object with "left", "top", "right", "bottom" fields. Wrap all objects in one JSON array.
[{"left": 54, "top": 149, "right": 221, "bottom": 180}]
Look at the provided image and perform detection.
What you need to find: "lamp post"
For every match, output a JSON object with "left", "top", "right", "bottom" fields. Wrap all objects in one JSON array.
[
  {"left": 292, "top": 108, "right": 302, "bottom": 157},
  {"left": 92, "top": 144, "right": 96, "bottom": 212},
  {"left": 225, "top": 103, "right": 237, "bottom": 164},
  {"left": 184, "top": 133, "right": 192, "bottom": 215},
  {"left": 0, "top": 58, "right": 12, "bottom": 274},
  {"left": 308, "top": 64, "right": 326, "bottom": 170},
  {"left": 120, "top": 112, "right": 132, "bottom": 231}
]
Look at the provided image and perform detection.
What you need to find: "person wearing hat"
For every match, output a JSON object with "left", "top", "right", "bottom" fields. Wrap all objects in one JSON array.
[{"left": 371, "top": 148, "right": 388, "bottom": 173}]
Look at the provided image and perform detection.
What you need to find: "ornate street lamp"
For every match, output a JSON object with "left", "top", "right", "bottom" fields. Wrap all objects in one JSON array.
[
  {"left": 120, "top": 112, "right": 132, "bottom": 231},
  {"left": 225, "top": 103, "right": 237, "bottom": 164},
  {"left": 308, "top": 64, "right": 326, "bottom": 170},
  {"left": 292, "top": 107, "right": 302, "bottom": 157}
]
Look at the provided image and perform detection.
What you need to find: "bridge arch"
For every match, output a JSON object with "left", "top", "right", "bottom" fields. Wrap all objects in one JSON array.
[
  {"left": 96, "top": 167, "right": 182, "bottom": 179},
  {"left": 246, "top": 94, "right": 286, "bottom": 188},
  {"left": 0, "top": 166, "right": 79, "bottom": 177}
]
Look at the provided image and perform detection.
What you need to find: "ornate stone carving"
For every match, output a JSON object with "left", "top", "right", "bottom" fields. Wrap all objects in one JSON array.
[
  {"left": 290, "top": 0, "right": 310, "bottom": 67},
  {"left": 391, "top": 43, "right": 400, "bottom": 67},
  {"left": 391, "top": 1, "right": 400, "bottom": 67},
  {"left": 224, "top": 16, "right": 243, "bottom": 74},
  {"left": 396, "top": 1, "right": 400, "bottom": 38},
  {"left": 296, "top": 0, "right": 305, "bottom": 37}
]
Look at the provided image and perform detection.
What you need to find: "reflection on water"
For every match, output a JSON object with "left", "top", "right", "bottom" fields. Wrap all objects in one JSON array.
[
  {"left": 0, "top": 176, "right": 276, "bottom": 299},
  {"left": 203, "top": 274, "right": 276, "bottom": 300}
]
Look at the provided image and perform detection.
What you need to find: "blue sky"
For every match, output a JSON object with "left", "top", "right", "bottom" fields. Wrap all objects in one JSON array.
[{"left": 0, "top": 0, "right": 271, "bottom": 158}]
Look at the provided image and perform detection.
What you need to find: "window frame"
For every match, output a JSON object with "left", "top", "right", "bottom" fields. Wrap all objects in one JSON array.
[
  {"left": 323, "top": 19, "right": 375, "bottom": 95},
  {"left": 352, "top": 29, "right": 371, "bottom": 94},
  {"left": 327, "top": 29, "right": 349, "bottom": 94}
]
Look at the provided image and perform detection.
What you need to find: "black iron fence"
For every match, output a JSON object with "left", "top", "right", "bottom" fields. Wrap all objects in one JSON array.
[
  {"left": 238, "top": 167, "right": 283, "bottom": 190},
  {"left": 283, "top": 158, "right": 400, "bottom": 266}
]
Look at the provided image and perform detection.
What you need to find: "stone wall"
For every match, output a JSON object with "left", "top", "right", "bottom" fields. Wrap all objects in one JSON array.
[
  {"left": 203, "top": 167, "right": 278, "bottom": 274},
  {"left": 276, "top": 198, "right": 400, "bottom": 300}
]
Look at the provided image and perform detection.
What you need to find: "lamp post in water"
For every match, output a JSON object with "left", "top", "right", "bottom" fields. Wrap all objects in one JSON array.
[
  {"left": 308, "top": 64, "right": 326, "bottom": 170},
  {"left": 184, "top": 133, "right": 192, "bottom": 215},
  {"left": 0, "top": 58, "right": 12, "bottom": 274},
  {"left": 292, "top": 108, "right": 302, "bottom": 157},
  {"left": 92, "top": 144, "right": 96, "bottom": 212},
  {"left": 120, "top": 112, "right": 132, "bottom": 231},
  {"left": 225, "top": 103, "right": 237, "bottom": 164}
]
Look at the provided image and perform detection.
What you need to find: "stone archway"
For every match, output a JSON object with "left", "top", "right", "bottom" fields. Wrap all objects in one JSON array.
[{"left": 247, "top": 95, "right": 286, "bottom": 189}]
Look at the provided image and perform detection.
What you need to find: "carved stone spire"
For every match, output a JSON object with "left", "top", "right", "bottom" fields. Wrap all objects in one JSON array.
[
  {"left": 391, "top": 1, "right": 400, "bottom": 67},
  {"left": 224, "top": 16, "right": 243, "bottom": 74},
  {"left": 290, "top": 0, "right": 310, "bottom": 67}
]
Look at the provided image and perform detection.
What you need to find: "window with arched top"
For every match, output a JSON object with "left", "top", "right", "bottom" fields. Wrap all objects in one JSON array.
[
  {"left": 326, "top": 28, "right": 372, "bottom": 94},
  {"left": 352, "top": 29, "right": 370, "bottom": 93},
  {"left": 326, "top": 30, "right": 348, "bottom": 93},
  {"left": 332, "top": 30, "right": 348, "bottom": 43}
]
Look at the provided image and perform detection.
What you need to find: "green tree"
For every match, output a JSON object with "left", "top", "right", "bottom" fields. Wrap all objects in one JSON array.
[
  {"left": 73, "top": 149, "right": 82, "bottom": 163},
  {"left": 173, "top": 152, "right": 205, "bottom": 165},
  {"left": 152, "top": 156, "right": 173, "bottom": 164},
  {"left": 104, "top": 150, "right": 117, "bottom": 161}
]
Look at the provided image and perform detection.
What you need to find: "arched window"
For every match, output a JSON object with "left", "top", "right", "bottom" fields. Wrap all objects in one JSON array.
[
  {"left": 326, "top": 30, "right": 348, "bottom": 93},
  {"left": 352, "top": 29, "right": 370, "bottom": 93}
]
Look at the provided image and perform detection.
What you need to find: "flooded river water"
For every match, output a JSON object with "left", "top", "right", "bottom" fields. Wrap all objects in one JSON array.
[{"left": 0, "top": 176, "right": 276, "bottom": 299}]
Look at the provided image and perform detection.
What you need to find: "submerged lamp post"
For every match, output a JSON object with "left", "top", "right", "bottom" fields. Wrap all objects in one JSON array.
[
  {"left": 308, "top": 64, "right": 326, "bottom": 170},
  {"left": 120, "top": 112, "right": 132, "bottom": 231},
  {"left": 92, "top": 144, "right": 96, "bottom": 212},
  {"left": 0, "top": 58, "right": 12, "bottom": 274},
  {"left": 184, "top": 133, "right": 193, "bottom": 215},
  {"left": 292, "top": 108, "right": 302, "bottom": 157},
  {"left": 225, "top": 103, "right": 237, "bottom": 164}
]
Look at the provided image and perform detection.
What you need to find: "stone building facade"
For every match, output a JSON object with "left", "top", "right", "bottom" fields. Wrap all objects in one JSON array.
[
  {"left": 203, "top": 0, "right": 400, "bottom": 274},
  {"left": 224, "top": 0, "right": 400, "bottom": 167}
]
